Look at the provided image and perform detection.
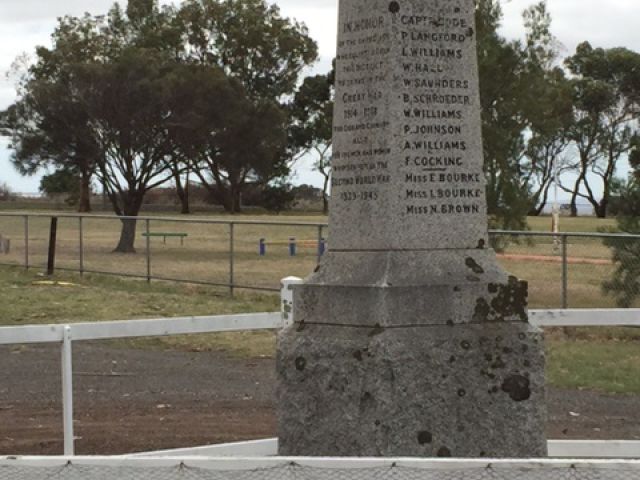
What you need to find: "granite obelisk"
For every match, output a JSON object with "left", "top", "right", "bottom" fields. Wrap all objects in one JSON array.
[{"left": 277, "top": 0, "right": 547, "bottom": 457}]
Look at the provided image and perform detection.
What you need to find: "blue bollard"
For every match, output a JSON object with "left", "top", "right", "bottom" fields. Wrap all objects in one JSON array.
[
  {"left": 318, "top": 238, "right": 326, "bottom": 257},
  {"left": 289, "top": 237, "right": 296, "bottom": 257},
  {"left": 259, "top": 238, "right": 266, "bottom": 256}
]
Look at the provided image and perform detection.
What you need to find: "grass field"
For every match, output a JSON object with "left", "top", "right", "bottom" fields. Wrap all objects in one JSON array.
[
  {"left": 2, "top": 266, "right": 640, "bottom": 394},
  {"left": 0, "top": 267, "right": 280, "bottom": 357},
  {"left": 0, "top": 210, "right": 633, "bottom": 308}
]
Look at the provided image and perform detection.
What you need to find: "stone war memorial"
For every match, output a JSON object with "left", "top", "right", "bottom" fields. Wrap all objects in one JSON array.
[{"left": 277, "top": 0, "right": 547, "bottom": 458}]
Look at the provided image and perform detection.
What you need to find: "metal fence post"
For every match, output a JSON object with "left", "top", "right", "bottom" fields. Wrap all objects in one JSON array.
[
  {"left": 281, "top": 276, "right": 303, "bottom": 328},
  {"left": 229, "top": 223, "right": 235, "bottom": 297},
  {"left": 47, "top": 217, "right": 58, "bottom": 276},
  {"left": 24, "top": 215, "right": 29, "bottom": 270},
  {"left": 562, "top": 234, "right": 568, "bottom": 309},
  {"left": 79, "top": 217, "right": 84, "bottom": 276},
  {"left": 145, "top": 219, "right": 151, "bottom": 283},
  {"left": 61, "top": 325, "right": 75, "bottom": 456}
]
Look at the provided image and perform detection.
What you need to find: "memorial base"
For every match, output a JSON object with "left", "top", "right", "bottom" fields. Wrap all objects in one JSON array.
[{"left": 276, "top": 251, "right": 547, "bottom": 457}]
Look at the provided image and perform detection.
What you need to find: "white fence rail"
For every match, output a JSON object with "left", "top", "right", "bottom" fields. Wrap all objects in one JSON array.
[
  {"left": 1, "top": 275, "right": 640, "bottom": 457},
  {"left": 0, "top": 312, "right": 283, "bottom": 344}
]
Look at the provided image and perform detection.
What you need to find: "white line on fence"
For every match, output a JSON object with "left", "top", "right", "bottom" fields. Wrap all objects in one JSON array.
[
  {"left": 548, "top": 440, "right": 640, "bottom": 458},
  {"left": 0, "top": 312, "right": 282, "bottom": 345},
  {"left": 2, "top": 309, "right": 639, "bottom": 347},
  {"left": 530, "top": 309, "right": 640, "bottom": 327}
]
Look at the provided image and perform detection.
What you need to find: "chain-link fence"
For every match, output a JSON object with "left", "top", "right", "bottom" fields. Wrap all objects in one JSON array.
[
  {"left": 0, "top": 213, "right": 326, "bottom": 295},
  {"left": 1, "top": 213, "right": 639, "bottom": 308},
  {"left": 2, "top": 461, "right": 640, "bottom": 480},
  {"left": 490, "top": 231, "right": 640, "bottom": 309}
]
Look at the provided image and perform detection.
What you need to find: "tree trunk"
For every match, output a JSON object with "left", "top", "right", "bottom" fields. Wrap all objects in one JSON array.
[
  {"left": 114, "top": 217, "right": 138, "bottom": 253},
  {"left": 78, "top": 170, "right": 92, "bottom": 213},
  {"left": 595, "top": 199, "right": 608, "bottom": 219},
  {"left": 221, "top": 181, "right": 242, "bottom": 214},
  {"left": 113, "top": 196, "right": 143, "bottom": 253},
  {"left": 530, "top": 181, "right": 552, "bottom": 216},
  {"left": 322, "top": 175, "right": 330, "bottom": 215},
  {"left": 232, "top": 187, "right": 242, "bottom": 214},
  {"left": 174, "top": 170, "right": 191, "bottom": 215},
  {"left": 569, "top": 176, "right": 582, "bottom": 217}
]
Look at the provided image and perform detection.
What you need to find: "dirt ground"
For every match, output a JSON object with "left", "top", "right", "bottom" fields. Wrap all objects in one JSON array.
[{"left": 2, "top": 343, "right": 640, "bottom": 456}]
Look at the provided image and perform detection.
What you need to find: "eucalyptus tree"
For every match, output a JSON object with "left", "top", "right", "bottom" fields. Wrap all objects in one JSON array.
[
  {"left": 3, "top": 0, "right": 236, "bottom": 251},
  {"left": 562, "top": 43, "right": 640, "bottom": 218},
  {"left": 288, "top": 68, "right": 335, "bottom": 214},
  {"left": 2, "top": 15, "right": 104, "bottom": 212},
  {"left": 476, "top": 0, "right": 570, "bottom": 228},
  {"left": 176, "top": 0, "right": 319, "bottom": 212}
]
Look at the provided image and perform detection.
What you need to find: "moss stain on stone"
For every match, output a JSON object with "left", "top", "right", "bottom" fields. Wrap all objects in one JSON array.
[{"left": 465, "top": 257, "right": 485, "bottom": 274}]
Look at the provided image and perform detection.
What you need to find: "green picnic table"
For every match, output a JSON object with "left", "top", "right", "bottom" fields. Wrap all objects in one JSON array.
[{"left": 142, "top": 232, "right": 188, "bottom": 245}]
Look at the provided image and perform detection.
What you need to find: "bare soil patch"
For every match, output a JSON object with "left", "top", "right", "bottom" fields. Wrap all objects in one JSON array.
[{"left": 1, "top": 343, "right": 639, "bottom": 456}]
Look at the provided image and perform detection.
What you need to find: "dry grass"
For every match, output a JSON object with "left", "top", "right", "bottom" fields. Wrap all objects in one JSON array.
[
  {"left": 0, "top": 266, "right": 280, "bottom": 357},
  {"left": 3, "top": 266, "right": 640, "bottom": 394},
  {"left": 0, "top": 211, "right": 631, "bottom": 308},
  {"left": 0, "top": 212, "right": 326, "bottom": 291}
]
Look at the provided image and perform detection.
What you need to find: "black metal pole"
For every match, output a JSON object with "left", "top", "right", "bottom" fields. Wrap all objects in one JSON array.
[
  {"left": 229, "top": 223, "right": 235, "bottom": 297},
  {"left": 47, "top": 217, "right": 58, "bottom": 276}
]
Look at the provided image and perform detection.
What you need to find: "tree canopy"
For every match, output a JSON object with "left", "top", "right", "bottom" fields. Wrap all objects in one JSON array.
[
  {"left": 176, "top": 0, "right": 318, "bottom": 212},
  {"left": 288, "top": 66, "right": 334, "bottom": 214}
]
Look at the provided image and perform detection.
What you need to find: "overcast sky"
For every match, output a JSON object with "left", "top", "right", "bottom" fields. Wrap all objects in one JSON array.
[{"left": 1, "top": 0, "right": 639, "bottom": 194}]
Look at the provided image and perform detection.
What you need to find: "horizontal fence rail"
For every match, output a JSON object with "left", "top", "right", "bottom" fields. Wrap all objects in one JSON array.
[
  {"left": 3, "top": 308, "right": 639, "bottom": 347},
  {"left": 0, "top": 313, "right": 282, "bottom": 345}
]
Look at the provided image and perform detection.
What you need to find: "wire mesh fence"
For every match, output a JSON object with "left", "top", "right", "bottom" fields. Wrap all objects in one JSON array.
[
  {"left": 0, "top": 212, "right": 639, "bottom": 308},
  {"left": 2, "top": 461, "right": 640, "bottom": 480},
  {"left": 0, "top": 213, "right": 326, "bottom": 295},
  {"left": 491, "top": 231, "right": 640, "bottom": 309}
]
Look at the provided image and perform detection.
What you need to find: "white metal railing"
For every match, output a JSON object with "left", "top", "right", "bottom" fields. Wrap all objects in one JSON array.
[{"left": 2, "top": 275, "right": 640, "bottom": 457}]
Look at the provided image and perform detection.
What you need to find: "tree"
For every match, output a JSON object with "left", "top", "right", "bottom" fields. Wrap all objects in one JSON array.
[
  {"left": 2, "top": 16, "right": 104, "bottom": 213},
  {"left": 603, "top": 142, "right": 640, "bottom": 306},
  {"left": 190, "top": 98, "right": 289, "bottom": 213},
  {"left": 0, "top": 183, "right": 13, "bottom": 202},
  {"left": 79, "top": 47, "right": 240, "bottom": 251},
  {"left": 177, "top": 0, "right": 318, "bottom": 212},
  {"left": 40, "top": 168, "right": 85, "bottom": 206},
  {"left": 261, "top": 182, "right": 296, "bottom": 214},
  {"left": 162, "top": 63, "right": 247, "bottom": 215},
  {"left": 476, "top": 0, "right": 566, "bottom": 229},
  {"left": 3, "top": 1, "right": 242, "bottom": 252},
  {"left": 78, "top": 48, "right": 192, "bottom": 252},
  {"left": 562, "top": 43, "right": 640, "bottom": 218},
  {"left": 519, "top": 69, "right": 574, "bottom": 216},
  {"left": 288, "top": 67, "right": 334, "bottom": 214}
]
